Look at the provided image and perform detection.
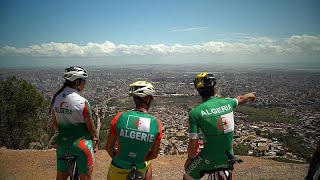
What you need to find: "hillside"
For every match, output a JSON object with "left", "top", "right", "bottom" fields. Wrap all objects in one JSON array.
[{"left": 0, "top": 148, "right": 308, "bottom": 180}]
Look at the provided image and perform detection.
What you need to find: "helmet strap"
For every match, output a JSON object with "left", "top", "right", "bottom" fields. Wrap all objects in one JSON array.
[
  {"left": 146, "top": 99, "right": 151, "bottom": 111},
  {"left": 75, "top": 79, "right": 81, "bottom": 92}
]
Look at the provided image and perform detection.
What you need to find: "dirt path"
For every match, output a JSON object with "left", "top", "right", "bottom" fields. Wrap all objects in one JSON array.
[{"left": 0, "top": 149, "right": 308, "bottom": 180}]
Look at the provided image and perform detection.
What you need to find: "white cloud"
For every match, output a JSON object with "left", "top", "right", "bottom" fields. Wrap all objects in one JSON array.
[
  {"left": 171, "top": 26, "right": 208, "bottom": 32},
  {"left": 0, "top": 35, "right": 319, "bottom": 58},
  {"left": 282, "top": 35, "right": 320, "bottom": 53},
  {"left": 216, "top": 32, "right": 255, "bottom": 41},
  {"left": 249, "top": 37, "right": 275, "bottom": 44}
]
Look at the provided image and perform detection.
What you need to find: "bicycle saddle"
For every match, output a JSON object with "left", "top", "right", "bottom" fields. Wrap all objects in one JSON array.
[
  {"left": 226, "top": 151, "right": 243, "bottom": 164},
  {"left": 58, "top": 150, "right": 76, "bottom": 161},
  {"left": 126, "top": 165, "right": 143, "bottom": 180}
]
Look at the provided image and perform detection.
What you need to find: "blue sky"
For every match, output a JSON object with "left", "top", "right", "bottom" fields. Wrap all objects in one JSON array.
[{"left": 0, "top": 0, "right": 320, "bottom": 68}]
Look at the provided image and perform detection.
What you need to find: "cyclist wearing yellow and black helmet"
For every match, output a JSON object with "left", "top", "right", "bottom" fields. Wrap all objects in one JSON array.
[{"left": 183, "top": 72, "right": 256, "bottom": 180}]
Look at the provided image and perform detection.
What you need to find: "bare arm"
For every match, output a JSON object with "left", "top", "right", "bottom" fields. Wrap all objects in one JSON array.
[
  {"left": 236, "top": 92, "right": 256, "bottom": 105},
  {"left": 106, "top": 133, "right": 117, "bottom": 158},
  {"left": 105, "top": 112, "right": 123, "bottom": 158},
  {"left": 84, "top": 115, "right": 99, "bottom": 152},
  {"left": 51, "top": 110, "right": 58, "bottom": 133},
  {"left": 84, "top": 116, "right": 96, "bottom": 137},
  {"left": 187, "top": 139, "right": 198, "bottom": 159},
  {"left": 184, "top": 139, "right": 198, "bottom": 170},
  {"left": 145, "top": 141, "right": 161, "bottom": 161}
]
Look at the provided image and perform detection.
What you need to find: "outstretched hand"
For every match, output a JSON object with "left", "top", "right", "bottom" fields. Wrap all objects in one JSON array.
[
  {"left": 247, "top": 92, "right": 256, "bottom": 101},
  {"left": 236, "top": 92, "right": 257, "bottom": 105}
]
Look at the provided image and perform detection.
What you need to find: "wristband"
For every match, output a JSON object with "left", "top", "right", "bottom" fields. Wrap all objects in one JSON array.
[{"left": 91, "top": 136, "right": 98, "bottom": 141}]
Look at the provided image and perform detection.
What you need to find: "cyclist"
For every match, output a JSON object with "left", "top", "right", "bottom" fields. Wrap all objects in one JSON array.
[
  {"left": 51, "top": 66, "right": 98, "bottom": 180},
  {"left": 305, "top": 142, "right": 320, "bottom": 180},
  {"left": 183, "top": 72, "right": 256, "bottom": 180},
  {"left": 106, "top": 81, "right": 162, "bottom": 180}
]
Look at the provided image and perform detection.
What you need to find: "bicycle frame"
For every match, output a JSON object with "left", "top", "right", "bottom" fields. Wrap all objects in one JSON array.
[
  {"left": 207, "top": 152, "right": 243, "bottom": 180},
  {"left": 58, "top": 149, "right": 79, "bottom": 180},
  {"left": 207, "top": 169, "right": 231, "bottom": 180}
]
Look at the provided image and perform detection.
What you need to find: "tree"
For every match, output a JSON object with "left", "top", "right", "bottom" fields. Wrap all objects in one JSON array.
[{"left": 0, "top": 76, "right": 51, "bottom": 149}]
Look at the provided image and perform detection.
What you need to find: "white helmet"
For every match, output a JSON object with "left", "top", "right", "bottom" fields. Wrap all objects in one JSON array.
[
  {"left": 129, "top": 81, "right": 155, "bottom": 97},
  {"left": 64, "top": 66, "right": 88, "bottom": 82}
]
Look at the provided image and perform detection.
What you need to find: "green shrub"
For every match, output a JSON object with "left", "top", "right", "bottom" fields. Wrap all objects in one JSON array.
[{"left": 0, "top": 76, "right": 51, "bottom": 149}]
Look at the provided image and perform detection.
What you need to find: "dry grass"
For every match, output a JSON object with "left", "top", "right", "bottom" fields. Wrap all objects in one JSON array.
[{"left": 0, "top": 148, "right": 308, "bottom": 180}]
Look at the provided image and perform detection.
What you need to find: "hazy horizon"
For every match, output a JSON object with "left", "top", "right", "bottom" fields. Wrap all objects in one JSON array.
[
  {"left": 1, "top": 57, "right": 319, "bottom": 71},
  {"left": 1, "top": 1, "right": 319, "bottom": 70}
]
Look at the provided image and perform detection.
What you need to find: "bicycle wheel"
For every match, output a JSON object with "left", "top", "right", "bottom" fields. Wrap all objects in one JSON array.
[
  {"left": 207, "top": 171, "right": 229, "bottom": 180},
  {"left": 68, "top": 160, "right": 79, "bottom": 180}
]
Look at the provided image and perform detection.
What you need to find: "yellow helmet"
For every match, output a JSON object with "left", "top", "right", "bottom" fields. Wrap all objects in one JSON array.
[
  {"left": 129, "top": 81, "right": 155, "bottom": 97},
  {"left": 194, "top": 72, "right": 216, "bottom": 89}
]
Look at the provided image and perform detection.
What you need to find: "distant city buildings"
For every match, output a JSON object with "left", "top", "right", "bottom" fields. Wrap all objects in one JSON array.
[{"left": 1, "top": 66, "right": 319, "bottom": 161}]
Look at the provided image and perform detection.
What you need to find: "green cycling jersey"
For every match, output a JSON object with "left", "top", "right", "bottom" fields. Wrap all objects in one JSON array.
[
  {"left": 110, "top": 110, "right": 162, "bottom": 169},
  {"left": 188, "top": 97, "right": 238, "bottom": 169}
]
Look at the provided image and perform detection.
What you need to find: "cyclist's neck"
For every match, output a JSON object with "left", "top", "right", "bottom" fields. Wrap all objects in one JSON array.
[
  {"left": 134, "top": 107, "right": 148, "bottom": 113},
  {"left": 202, "top": 96, "right": 213, "bottom": 102}
]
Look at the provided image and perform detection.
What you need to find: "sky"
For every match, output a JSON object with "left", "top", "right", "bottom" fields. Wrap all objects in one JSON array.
[{"left": 0, "top": 0, "right": 320, "bottom": 68}]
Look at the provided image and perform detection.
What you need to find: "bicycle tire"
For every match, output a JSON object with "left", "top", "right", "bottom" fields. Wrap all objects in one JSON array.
[
  {"left": 207, "top": 170, "right": 230, "bottom": 180},
  {"left": 60, "top": 150, "right": 79, "bottom": 180},
  {"left": 71, "top": 161, "right": 80, "bottom": 180}
]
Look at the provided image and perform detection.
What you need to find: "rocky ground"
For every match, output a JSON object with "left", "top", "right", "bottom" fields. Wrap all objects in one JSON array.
[{"left": 0, "top": 148, "right": 308, "bottom": 180}]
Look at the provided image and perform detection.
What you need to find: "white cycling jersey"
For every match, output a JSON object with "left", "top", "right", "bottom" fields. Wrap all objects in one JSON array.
[{"left": 52, "top": 87, "right": 92, "bottom": 132}]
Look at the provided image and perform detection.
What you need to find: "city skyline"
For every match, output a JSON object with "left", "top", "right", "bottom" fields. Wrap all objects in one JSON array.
[{"left": 0, "top": 0, "right": 319, "bottom": 68}]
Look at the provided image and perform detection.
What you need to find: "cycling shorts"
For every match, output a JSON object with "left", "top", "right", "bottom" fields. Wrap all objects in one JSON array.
[
  {"left": 107, "top": 161, "right": 151, "bottom": 180},
  {"left": 184, "top": 153, "right": 229, "bottom": 180},
  {"left": 56, "top": 137, "right": 94, "bottom": 174}
]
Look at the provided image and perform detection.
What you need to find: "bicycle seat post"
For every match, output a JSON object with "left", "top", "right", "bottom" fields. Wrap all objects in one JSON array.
[{"left": 131, "top": 164, "right": 137, "bottom": 171}]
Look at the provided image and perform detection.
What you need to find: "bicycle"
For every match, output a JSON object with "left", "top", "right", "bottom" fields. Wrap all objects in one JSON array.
[
  {"left": 126, "top": 164, "right": 144, "bottom": 180},
  {"left": 304, "top": 163, "right": 320, "bottom": 180},
  {"left": 58, "top": 148, "right": 80, "bottom": 180},
  {"left": 310, "top": 163, "right": 320, "bottom": 180},
  {"left": 206, "top": 152, "right": 243, "bottom": 180}
]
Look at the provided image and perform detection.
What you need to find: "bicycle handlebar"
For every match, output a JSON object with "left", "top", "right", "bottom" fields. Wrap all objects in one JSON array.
[{"left": 225, "top": 151, "right": 243, "bottom": 170}]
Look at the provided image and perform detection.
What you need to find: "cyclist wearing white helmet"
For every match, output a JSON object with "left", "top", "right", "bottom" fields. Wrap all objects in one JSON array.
[
  {"left": 106, "top": 81, "right": 163, "bottom": 180},
  {"left": 51, "top": 66, "right": 98, "bottom": 180}
]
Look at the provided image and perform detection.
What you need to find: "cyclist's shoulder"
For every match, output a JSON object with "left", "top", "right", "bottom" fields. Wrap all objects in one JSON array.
[
  {"left": 189, "top": 97, "right": 235, "bottom": 114},
  {"left": 64, "top": 87, "right": 87, "bottom": 101},
  {"left": 189, "top": 101, "right": 207, "bottom": 114},
  {"left": 211, "top": 96, "right": 236, "bottom": 102},
  {"left": 190, "top": 98, "right": 219, "bottom": 112},
  {"left": 206, "top": 97, "right": 238, "bottom": 108},
  {"left": 124, "top": 110, "right": 157, "bottom": 119}
]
